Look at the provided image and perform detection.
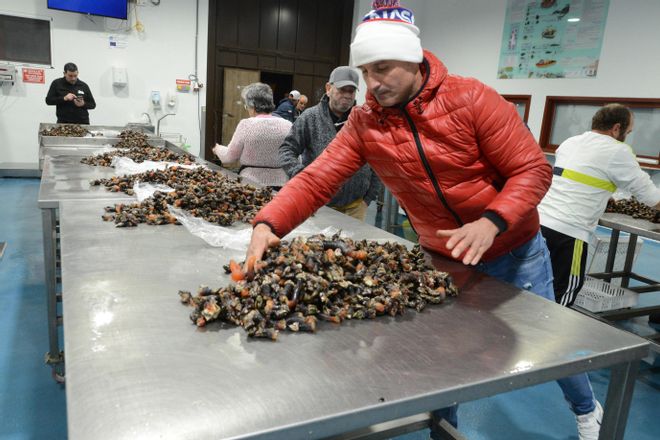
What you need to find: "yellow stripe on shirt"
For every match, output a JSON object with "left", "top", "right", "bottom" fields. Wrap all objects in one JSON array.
[{"left": 554, "top": 167, "right": 617, "bottom": 193}]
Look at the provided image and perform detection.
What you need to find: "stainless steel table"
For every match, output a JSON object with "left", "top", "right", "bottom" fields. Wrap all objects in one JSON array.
[
  {"left": 39, "top": 123, "right": 155, "bottom": 144},
  {"left": 38, "top": 122, "right": 156, "bottom": 170},
  {"left": 590, "top": 213, "right": 660, "bottom": 295},
  {"left": 37, "top": 142, "right": 252, "bottom": 380},
  {"left": 60, "top": 199, "right": 648, "bottom": 440},
  {"left": 586, "top": 213, "right": 660, "bottom": 349},
  {"left": 38, "top": 137, "right": 166, "bottom": 170},
  {"left": 38, "top": 149, "right": 136, "bottom": 379}
]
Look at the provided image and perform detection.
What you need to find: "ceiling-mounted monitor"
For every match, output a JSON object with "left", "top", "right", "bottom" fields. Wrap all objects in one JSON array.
[{"left": 47, "top": 0, "right": 128, "bottom": 20}]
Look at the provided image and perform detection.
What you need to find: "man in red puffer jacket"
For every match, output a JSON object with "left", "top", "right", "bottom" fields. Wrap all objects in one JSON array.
[{"left": 247, "top": 1, "right": 602, "bottom": 439}]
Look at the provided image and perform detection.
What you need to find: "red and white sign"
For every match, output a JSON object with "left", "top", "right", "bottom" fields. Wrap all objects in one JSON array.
[
  {"left": 22, "top": 68, "right": 45, "bottom": 84},
  {"left": 176, "top": 79, "right": 191, "bottom": 92}
]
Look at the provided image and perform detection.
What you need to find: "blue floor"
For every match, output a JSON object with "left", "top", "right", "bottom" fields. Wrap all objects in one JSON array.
[
  {"left": 0, "top": 178, "right": 67, "bottom": 440},
  {"left": 1, "top": 177, "right": 658, "bottom": 440}
]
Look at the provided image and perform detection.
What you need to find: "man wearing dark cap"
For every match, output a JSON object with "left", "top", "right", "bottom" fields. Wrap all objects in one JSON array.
[
  {"left": 278, "top": 66, "right": 381, "bottom": 221},
  {"left": 252, "top": 1, "right": 603, "bottom": 438},
  {"left": 45, "top": 62, "right": 96, "bottom": 124},
  {"left": 273, "top": 90, "right": 301, "bottom": 122}
]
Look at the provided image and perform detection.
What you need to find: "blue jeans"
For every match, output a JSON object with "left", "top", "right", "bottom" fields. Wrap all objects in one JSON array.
[{"left": 431, "top": 232, "right": 595, "bottom": 434}]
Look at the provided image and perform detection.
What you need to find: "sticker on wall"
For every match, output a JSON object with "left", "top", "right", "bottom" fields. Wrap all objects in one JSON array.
[
  {"left": 22, "top": 68, "right": 45, "bottom": 84},
  {"left": 497, "top": 0, "right": 610, "bottom": 79},
  {"left": 176, "top": 79, "right": 191, "bottom": 92},
  {"left": 109, "top": 35, "right": 128, "bottom": 49}
]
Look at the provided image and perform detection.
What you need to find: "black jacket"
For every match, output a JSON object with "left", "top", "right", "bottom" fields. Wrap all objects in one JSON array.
[
  {"left": 45, "top": 77, "right": 96, "bottom": 124},
  {"left": 272, "top": 98, "right": 295, "bottom": 122}
]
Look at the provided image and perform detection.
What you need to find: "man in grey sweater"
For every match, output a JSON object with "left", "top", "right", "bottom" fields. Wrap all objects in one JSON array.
[{"left": 278, "top": 66, "right": 382, "bottom": 221}]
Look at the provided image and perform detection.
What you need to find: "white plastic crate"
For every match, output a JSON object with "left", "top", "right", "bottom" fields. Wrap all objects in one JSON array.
[
  {"left": 587, "top": 235, "right": 643, "bottom": 286},
  {"left": 573, "top": 276, "right": 638, "bottom": 312}
]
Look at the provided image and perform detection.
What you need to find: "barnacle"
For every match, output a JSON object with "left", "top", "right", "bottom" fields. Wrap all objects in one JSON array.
[
  {"left": 41, "top": 124, "right": 89, "bottom": 137},
  {"left": 93, "top": 167, "right": 272, "bottom": 227},
  {"left": 182, "top": 234, "right": 458, "bottom": 340}
]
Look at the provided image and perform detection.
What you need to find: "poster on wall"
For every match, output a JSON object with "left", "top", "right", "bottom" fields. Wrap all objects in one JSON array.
[{"left": 497, "top": 0, "right": 610, "bottom": 79}]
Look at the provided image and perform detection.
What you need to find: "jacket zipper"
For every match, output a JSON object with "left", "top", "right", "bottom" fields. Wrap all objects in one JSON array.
[{"left": 401, "top": 109, "right": 464, "bottom": 227}]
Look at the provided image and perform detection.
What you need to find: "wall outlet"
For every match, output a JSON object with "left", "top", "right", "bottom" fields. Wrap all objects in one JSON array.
[{"left": 135, "top": 0, "right": 147, "bottom": 6}]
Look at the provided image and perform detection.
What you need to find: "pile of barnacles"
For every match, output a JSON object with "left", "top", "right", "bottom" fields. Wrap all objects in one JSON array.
[
  {"left": 95, "top": 166, "right": 272, "bottom": 227},
  {"left": 117, "top": 129, "right": 150, "bottom": 147},
  {"left": 80, "top": 145, "right": 195, "bottom": 167},
  {"left": 606, "top": 197, "right": 660, "bottom": 223},
  {"left": 101, "top": 193, "right": 178, "bottom": 227},
  {"left": 179, "top": 234, "right": 458, "bottom": 340},
  {"left": 80, "top": 130, "right": 195, "bottom": 167},
  {"left": 40, "top": 124, "right": 89, "bottom": 137}
]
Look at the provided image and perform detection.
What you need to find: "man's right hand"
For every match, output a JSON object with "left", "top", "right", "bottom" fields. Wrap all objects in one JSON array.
[
  {"left": 64, "top": 93, "right": 77, "bottom": 101},
  {"left": 245, "top": 223, "right": 280, "bottom": 267}
]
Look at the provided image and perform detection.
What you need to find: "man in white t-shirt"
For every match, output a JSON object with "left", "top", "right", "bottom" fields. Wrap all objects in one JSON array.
[{"left": 539, "top": 103, "right": 660, "bottom": 307}]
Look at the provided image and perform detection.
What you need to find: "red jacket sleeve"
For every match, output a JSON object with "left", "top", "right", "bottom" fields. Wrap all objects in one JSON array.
[
  {"left": 471, "top": 83, "right": 552, "bottom": 229},
  {"left": 253, "top": 112, "right": 366, "bottom": 237}
]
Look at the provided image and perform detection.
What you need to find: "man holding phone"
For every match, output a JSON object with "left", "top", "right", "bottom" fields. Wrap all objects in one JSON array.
[{"left": 46, "top": 62, "right": 96, "bottom": 124}]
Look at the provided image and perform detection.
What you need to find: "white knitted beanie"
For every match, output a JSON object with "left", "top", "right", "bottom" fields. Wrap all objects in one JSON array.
[{"left": 350, "top": 0, "right": 423, "bottom": 67}]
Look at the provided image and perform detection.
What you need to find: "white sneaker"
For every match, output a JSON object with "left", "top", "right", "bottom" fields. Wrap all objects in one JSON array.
[{"left": 576, "top": 400, "right": 603, "bottom": 440}]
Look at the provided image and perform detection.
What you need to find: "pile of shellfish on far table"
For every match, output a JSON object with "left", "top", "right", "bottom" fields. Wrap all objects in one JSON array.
[
  {"left": 80, "top": 130, "right": 196, "bottom": 167},
  {"left": 40, "top": 124, "right": 91, "bottom": 137},
  {"left": 606, "top": 197, "right": 660, "bottom": 223},
  {"left": 179, "top": 234, "right": 458, "bottom": 340},
  {"left": 91, "top": 166, "right": 272, "bottom": 227}
]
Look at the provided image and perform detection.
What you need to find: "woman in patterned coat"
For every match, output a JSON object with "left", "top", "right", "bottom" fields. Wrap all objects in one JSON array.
[{"left": 213, "top": 83, "right": 292, "bottom": 189}]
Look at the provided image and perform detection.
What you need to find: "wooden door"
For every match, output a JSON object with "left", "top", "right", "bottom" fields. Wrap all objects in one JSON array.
[{"left": 221, "top": 68, "right": 260, "bottom": 145}]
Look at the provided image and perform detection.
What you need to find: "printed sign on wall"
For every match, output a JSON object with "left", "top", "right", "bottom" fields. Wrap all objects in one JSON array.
[
  {"left": 176, "top": 79, "right": 191, "bottom": 92},
  {"left": 22, "top": 68, "right": 45, "bottom": 84},
  {"left": 498, "top": 0, "right": 610, "bottom": 79}
]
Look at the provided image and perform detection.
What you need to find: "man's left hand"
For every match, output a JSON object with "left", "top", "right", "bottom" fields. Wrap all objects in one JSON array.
[
  {"left": 73, "top": 98, "right": 85, "bottom": 107},
  {"left": 436, "top": 217, "right": 500, "bottom": 265}
]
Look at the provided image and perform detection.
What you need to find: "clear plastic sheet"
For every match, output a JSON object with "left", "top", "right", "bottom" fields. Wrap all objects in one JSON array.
[
  {"left": 91, "top": 145, "right": 117, "bottom": 155},
  {"left": 168, "top": 206, "right": 252, "bottom": 250},
  {"left": 111, "top": 156, "right": 202, "bottom": 175},
  {"left": 133, "top": 181, "right": 174, "bottom": 202},
  {"left": 168, "top": 206, "right": 348, "bottom": 251}
]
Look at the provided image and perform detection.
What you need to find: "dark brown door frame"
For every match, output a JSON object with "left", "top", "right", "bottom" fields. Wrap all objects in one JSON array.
[
  {"left": 204, "top": 0, "right": 219, "bottom": 160},
  {"left": 204, "top": 0, "right": 354, "bottom": 160}
]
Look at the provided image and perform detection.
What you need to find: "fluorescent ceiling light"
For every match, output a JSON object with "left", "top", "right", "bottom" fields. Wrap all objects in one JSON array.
[{"left": 567, "top": 18, "right": 580, "bottom": 22}]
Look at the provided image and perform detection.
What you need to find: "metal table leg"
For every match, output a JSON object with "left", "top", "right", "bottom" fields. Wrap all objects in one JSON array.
[
  {"left": 41, "top": 208, "right": 64, "bottom": 380},
  {"left": 599, "top": 361, "right": 640, "bottom": 440},
  {"left": 324, "top": 412, "right": 467, "bottom": 440},
  {"left": 604, "top": 229, "right": 620, "bottom": 283},
  {"left": 383, "top": 188, "right": 402, "bottom": 234},
  {"left": 620, "top": 234, "right": 638, "bottom": 288},
  {"left": 384, "top": 190, "right": 393, "bottom": 233}
]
